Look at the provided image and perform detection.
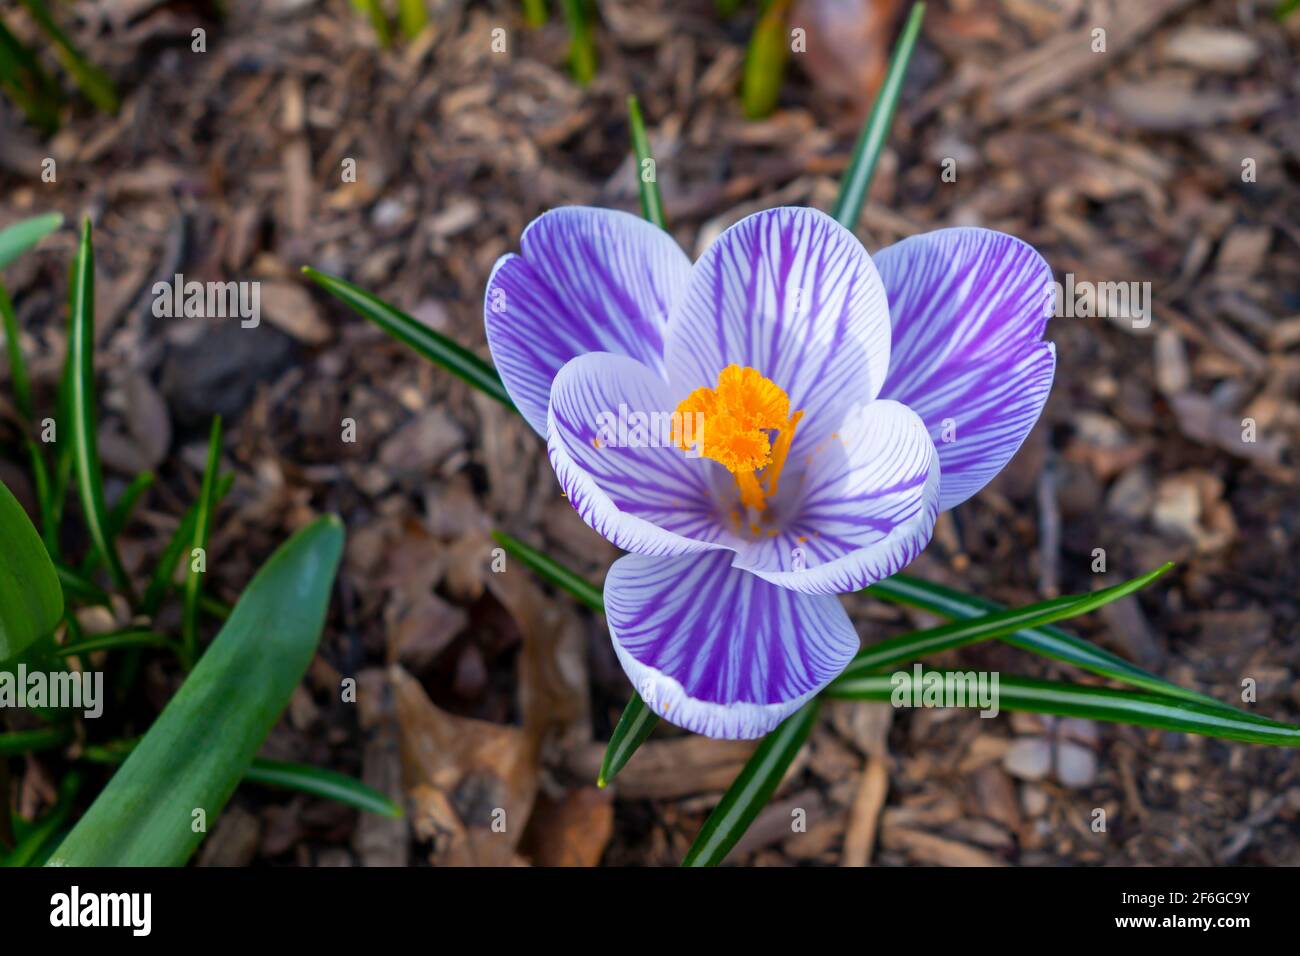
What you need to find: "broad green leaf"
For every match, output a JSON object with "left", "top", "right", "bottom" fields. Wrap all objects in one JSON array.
[
  {"left": 626, "top": 95, "right": 667, "bottom": 230},
  {"left": 741, "top": 0, "right": 792, "bottom": 119},
  {"left": 68, "top": 219, "right": 133, "bottom": 601},
  {"left": 0, "top": 477, "right": 63, "bottom": 662},
  {"left": 841, "top": 564, "right": 1174, "bottom": 683},
  {"left": 830, "top": 2, "right": 925, "bottom": 230},
  {"left": 559, "top": 0, "right": 597, "bottom": 85},
  {"left": 0, "top": 211, "right": 62, "bottom": 270},
  {"left": 47, "top": 516, "right": 345, "bottom": 866},
  {"left": 597, "top": 693, "right": 657, "bottom": 787},
  {"left": 681, "top": 701, "right": 819, "bottom": 867},
  {"left": 17, "top": 0, "right": 119, "bottom": 113},
  {"left": 870, "top": 573, "right": 1228, "bottom": 709},
  {"left": 182, "top": 416, "right": 223, "bottom": 665},
  {"left": 826, "top": 670, "right": 1300, "bottom": 747},
  {"left": 302, "top": 266, "right": 514, "bottom": 409},
  {"left": 142, "top": 472, "right": 234, "bottom": 617},
  {"left": 242, "top": 760, "right": 402, "bottom": 818}
]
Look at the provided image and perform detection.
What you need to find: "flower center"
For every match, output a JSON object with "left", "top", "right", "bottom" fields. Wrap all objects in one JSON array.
[{"left": 673, "top": 365, "right": 803, "bottom": 514}]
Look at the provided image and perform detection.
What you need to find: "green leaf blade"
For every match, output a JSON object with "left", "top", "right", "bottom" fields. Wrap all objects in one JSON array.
[
  {"left": 681, "top": 701, "right": 819, "bottom": 867},
  {"left": 244, "top": 759, "right": 403, "bottom": 818},
  {"left": 0, "top": 211, "right": 62, "bottom": 270},
  {"left": 47, "top": 515, "right": 346, "bottom": 866},
  {"left": 0, "top": 476, "right": 63, "bottom": 662},
  {"left": 302, "top": 266, "right": 514, "bottom": 409},
  {"left": 597, "top": 693, "right": 657, "bottom": 787},
  {"left": 830, "top": 2, "right": 925, "bottom": 230},
  {"left": 182, "top": 416, "right": 223, "bottom": 665},
  {"left": 626, "top": 95, "right": 667, "bottom": 230}
]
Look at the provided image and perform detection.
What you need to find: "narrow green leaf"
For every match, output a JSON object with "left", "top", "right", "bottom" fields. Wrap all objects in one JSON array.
[
  {"left": 0, "top": 211, "right": 62, "bottom": 270},
  {"left": 182, "top": 416, "right": 222, "bottom": 665},
  {"left": 302, "top": 266, "right": 515, "bottom": 409},
  {"left": 0, "top": 477, "right": 63, "bottom": 662},
  {"left": 741, "top": 0, "right": 792, "bottom": 119},
  {"left": 141, "top": 472, "right": 234, "bottom": 618},
  {"left": 559, "top": 0, "right": 597, "bottom": 86},
  {"left": 490, "top": 530, "right": 603, "bottom": 612},
  {"left": 68, "top": 219, "right": 133, "bottom": 601},
  {"left": 597, "top": 693, "right": 657, "bottom": 787},
  {"left": 1, "top": 282, "right": 32, "bottom": 420},
  {"left": 79, "top": 469, "right": 153, "bottom": 576},
  {"left": 830, "top": 2, "right": 925, "bottom": 230},
  {"left": 826, "top": 670, "right": 1300, "bottom": 747},
  {"left": 55, "top": 628, "right": 169, "bottom": 658},
  {"left": 397, "top": 0, "right": 429, "bottom": 38},
  {"left": 47, "top": 515, "right": 346, "bottom": 866},
  {"left": 869, "top": 573, "right": 1228, "bottom": 709},
  {"left": 242, "top": 759, "right": 403, "bottom": 818},
  {"left": 55, "top": 562, "right": 109, "bottom": 607},
  {"left": 17, "top": 0, "right": 119, "bottom": 114},
  {"left": 682, "top": 701, "right": 819, "bottom": 866},
  {"left": 841, "top": 564, "right": 1173, "bottom": 683},
  {"left": 0, "top": 725, "right": 71, "bottom": 755},
  {"left": 626, "top": 95, "right": 667, "bottom": 230}
]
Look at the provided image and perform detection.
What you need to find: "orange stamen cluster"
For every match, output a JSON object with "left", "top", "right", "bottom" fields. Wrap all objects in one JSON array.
[{"left": 674, "top": 365, "right": 803, "bottom": 513}]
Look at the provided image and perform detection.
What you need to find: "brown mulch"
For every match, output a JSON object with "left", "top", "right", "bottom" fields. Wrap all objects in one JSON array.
[{"left": 1, "top": 0, "right": 1298, "bottom": 866}]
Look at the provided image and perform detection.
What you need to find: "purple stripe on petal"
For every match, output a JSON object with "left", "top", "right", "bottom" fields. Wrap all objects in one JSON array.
[
  {"left": 547, "top": 352, "right": 728, "bottom": 556},
  {"left": 485, "top": 207, "right": 692, "bottom": 435},
  {"left": 665, "top": 208, "right": 891, "bottom": 459},
  {"left": 732, "top": 399, "right": 941, "bottom": 594},
  {"left": 874, "top": 227, "right": 1055, "bottom": 510},
  {"left": 605, "top": 551, "right": 859, "bottom": 739}
]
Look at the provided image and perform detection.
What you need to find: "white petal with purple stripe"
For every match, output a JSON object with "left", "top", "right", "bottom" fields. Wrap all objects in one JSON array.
[
  {"left": 875, "top": 227, "right": 1055, "bottom": 510},
  {"left": 605, "top": 551, "right": 860, "bottom": 739},
  {"left": 665, "top": 207, "right": 892, "bottom": 458},
  {"left": 547, "top": 352, "right": 725, "bottom": 557},
  {"left": 485, "top": 207, "right": 692, "bottom": 435},
  {"left": 731, "top": 399, "right": 941, "bottom": 594}
]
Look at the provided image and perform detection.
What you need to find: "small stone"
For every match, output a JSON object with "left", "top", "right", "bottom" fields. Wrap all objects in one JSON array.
[{"left": 1003, "top": 737, "right": 1052, "bottom": 781}]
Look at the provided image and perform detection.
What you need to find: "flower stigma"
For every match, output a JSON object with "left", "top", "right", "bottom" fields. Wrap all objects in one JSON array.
[{"left": 673, "top": 365, "right": 803, "bottom": 521}]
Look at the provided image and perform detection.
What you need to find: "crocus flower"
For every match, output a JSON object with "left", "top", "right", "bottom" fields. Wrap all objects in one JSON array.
[{"left": 485, "top": 207, "right": 1053, "bottom": 739}]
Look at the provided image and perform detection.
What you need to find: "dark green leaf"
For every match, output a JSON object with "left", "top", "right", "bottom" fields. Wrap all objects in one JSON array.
[
  {"left": 827, "top": 670, "right": 1300, "bottom": 747},
  {"left": 841, "top": 564, "right": 1173, "bottom": 683},
  {"left": 17, "top": 0, "right": 119, "bottom": 113},
  {"left": 80, "top": 469, "right": 153, "bottom": 576},
  {"left": 490, "top": 530, "right": 603, "bottom": 612},
  {"left": 830, "top": 2, "right": 925, "bottom": 230},
  {"left": 522, "top": 0, "right": 548, "bottom": 28},
  {"left": 869, "top": 572, "right": 1228, "bottom": 709},
  {"left": 0, "top": 725, "right": 71, "bottom": 756},
  {"left": 597, "top": 693, "right": 657, "bottom": 787},
  {"left": 56, "top": 628, "right": 169, "bottom": 658},
  {"left": 68, "top": 219, "right": 133, "bottom": 601},
  {"left": 242, "top": 759, "right": 403, "bottom": 818},
  {"left": 47, "top": 516, "right": 345, "bottom": 866},
  {"left": 141, "top": 472, "right": 234, "bottom": 618},
  {"left": 0, "top": 476, "right": 63, "bottom": 662},
  {"left": 1, "top": 773, "right": 79, "bottom": 867},
  {"left": 303, "top": 266, "right": 514, "bottom": 410},
  {"left": 397, "top": 0, "right": 429, "bottom": 39},
  {"left": 681, "top": 701, "right": 819, "bottom": 866}
]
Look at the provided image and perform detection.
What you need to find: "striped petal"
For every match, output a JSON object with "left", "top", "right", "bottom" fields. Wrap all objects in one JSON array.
[
  {"left": 731, "top": 399, "right": 940, "bottom": 594},
  {"left": 485, "top": 207, "right": 692, "bottom": 435},
  {"left": 605, "top": 551, "right": 859, "bottom": 739},
  {"left": 547, "top": 352, "right": 726, "bottom": 557},
  {"left": 665, "top": 207, "right": 891, "bottom": 460},
  {"left": 875, "top": 228, "right": 1055, "bottom": 510}
]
